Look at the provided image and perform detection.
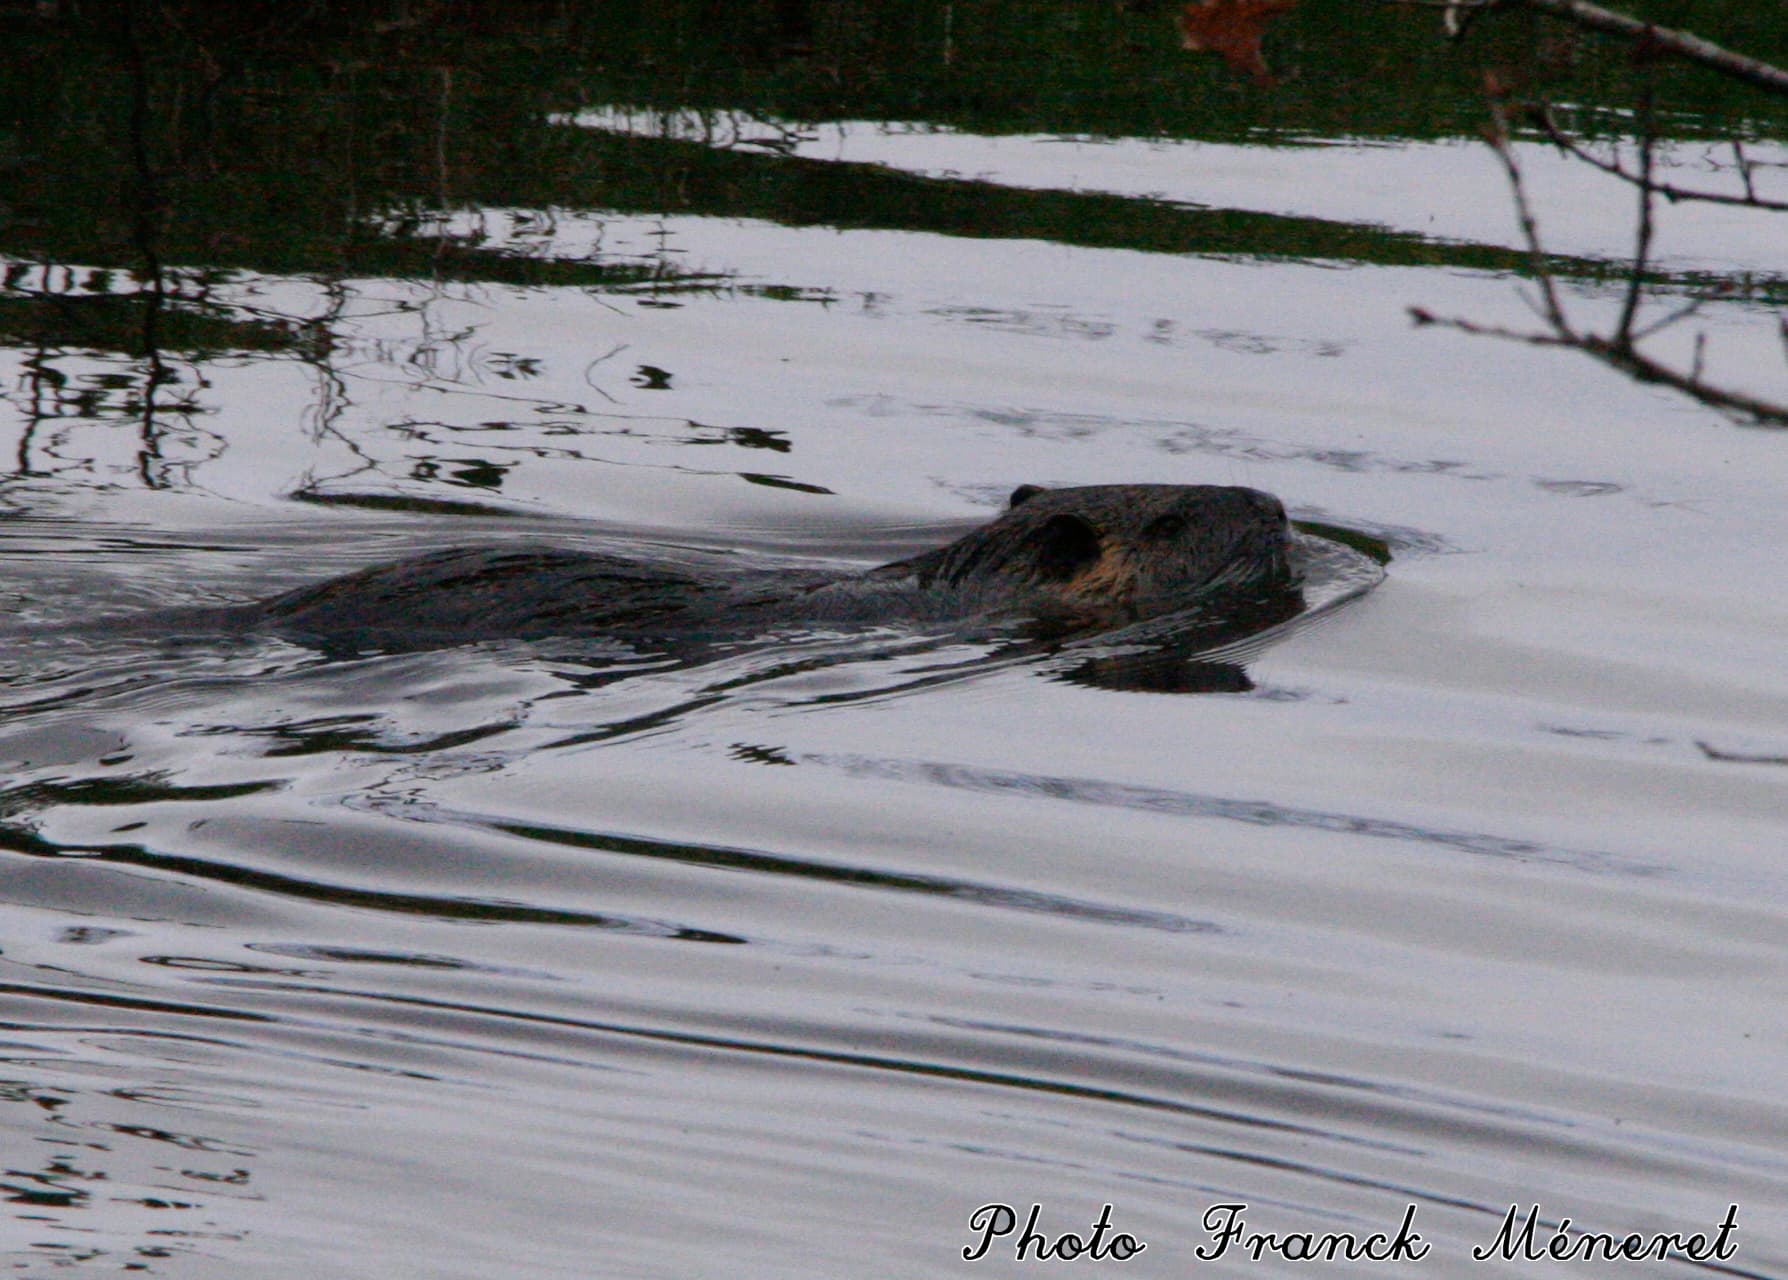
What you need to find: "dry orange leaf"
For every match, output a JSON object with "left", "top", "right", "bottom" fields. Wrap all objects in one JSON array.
[{"left": 1178, "top": 0, "right": 1297, "bottom": 85}]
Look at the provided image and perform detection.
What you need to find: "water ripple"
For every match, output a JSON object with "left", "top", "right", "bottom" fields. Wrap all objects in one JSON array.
[{"left": 807, "top": 753, "right": 1668, "bottom": 878}]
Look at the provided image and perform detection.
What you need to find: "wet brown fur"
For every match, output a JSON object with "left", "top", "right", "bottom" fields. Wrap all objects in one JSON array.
[
  {"left": 1058, "top": 539, "right": 1145, "bottom": 613},
  {"left": 876, "top": 482, "right": 1292, "bottom": 630},
  {"left": 252, "top": 483, "right": 1293, "bottom": 649}
]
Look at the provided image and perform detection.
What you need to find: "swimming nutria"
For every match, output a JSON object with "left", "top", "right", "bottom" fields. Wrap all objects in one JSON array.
[{"left": 252, "top": 483, "right": 1293, "bottom": 651}]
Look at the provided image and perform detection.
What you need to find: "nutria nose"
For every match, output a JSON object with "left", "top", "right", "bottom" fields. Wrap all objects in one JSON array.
[{"left": 1247, "top": 490, "right": 1287, "bottom": 524}]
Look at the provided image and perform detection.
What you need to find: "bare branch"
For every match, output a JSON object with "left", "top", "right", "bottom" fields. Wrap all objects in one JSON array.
[
  {"left": 1583, "top": 328, "right": 1788, "bottom": 426},
  {"left": 1407, "top": 306, "right": 1579, "bottom": 349},
  {"left": 1414, "top": 86, "right": 1788, "bottom": 428},
  {"left": 1482, "top": 91, "right": 1574, "bottom": 337},
  {"left": 1611, "top": 89, "right": 1654, "bottom": 346},
  {"left": 1390, "top": 0, "right": 1788, "bottom": 426},
  {"left": 1411, "top": 305, "right": 1788, "bottom": 426},
  {"left": 1384, "top": 0, "right": 1788, "bottom": 95},
  {"left": 1629, "top": 293, "right": 1709, "bottom": 343},
  {"left": 1527, "top": 108, "right": 1788, "bottom": 212},
  {"left": 1512, "top": 0, "right": 1788, "bottom": 97}
]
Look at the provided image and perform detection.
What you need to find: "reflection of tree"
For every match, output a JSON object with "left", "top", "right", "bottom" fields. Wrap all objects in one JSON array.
[
  {"left": 118, "top": 0, "right": 185, "bottom": 484},
  {"left": 3, "top": 11, "right": 221, "bottom": 487},
  {"left": 14, "top": 351, "right": 57, "bottom": 480},
  {"left": 2, "top": 10, "right": 688, "bottom": 501},
  {"left": 295, "top": 276, "right": 360, "bottom": 474},
  {"left": 2, "top": 242, "right": 722, "bottom": 501},
  {"left": 412, "top": 457, "right": 513, "bottom": 490},
  {"left": 0, "top": 1077, "right": 254, "bottom": 1270},
  {"left": 0, "top": 267, "right": 226, "bottom": 488}
]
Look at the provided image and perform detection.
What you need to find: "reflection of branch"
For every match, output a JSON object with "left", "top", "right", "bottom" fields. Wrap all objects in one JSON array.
[
  {"left": 119, "top": 0, "right": 176, "bottom": 483},
  {"left": 13, "top": 351, "right": 54, "bottom": 477},
  {"left": 581, "top": 342, "right": 627, "bottom": 403}
]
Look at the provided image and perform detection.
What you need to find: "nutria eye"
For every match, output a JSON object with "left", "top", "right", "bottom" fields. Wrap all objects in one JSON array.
[
  {"left": 1032, "top": 513, "right": 1101, "bottom": 581},
  {"left": 1144, "top": 514, "right": 1187, "bottom": 540}
]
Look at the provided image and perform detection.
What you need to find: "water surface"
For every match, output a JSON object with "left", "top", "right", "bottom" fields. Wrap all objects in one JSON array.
[{"left": 5, "top": 41, "right": 1788, "bottom": 1280}]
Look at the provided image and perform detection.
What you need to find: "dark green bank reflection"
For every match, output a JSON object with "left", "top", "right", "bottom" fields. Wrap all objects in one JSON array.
[{"left": 3, "top": 1, "right": 1785, "bottom": 355}]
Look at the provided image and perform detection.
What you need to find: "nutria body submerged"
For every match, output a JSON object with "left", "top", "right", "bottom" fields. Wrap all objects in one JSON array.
[{"left": 253, "top": 483, "right": 1293, "bottom": 651}]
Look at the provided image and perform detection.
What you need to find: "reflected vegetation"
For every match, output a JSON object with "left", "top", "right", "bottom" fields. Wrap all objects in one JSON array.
[
  {"left": 7, "top": 8, "right": 1778, "bottom": 358},
  {"left": 5, "top": 3, "right": 1782, "bottom": 508},
  {"left": 0, "top": 1074, "right": 254, "bottom": 1267},
  {"left": 9, "top": 2, "right": 1782, "bottom": 279}
]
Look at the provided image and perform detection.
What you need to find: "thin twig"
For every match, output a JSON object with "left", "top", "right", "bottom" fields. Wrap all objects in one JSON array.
[
  {"left": 1529, "top": 108, "right": 1788, "bottom": 211},
  {"left": 1582, "top": 330, "right": 1788, "bottom": 425},
  {"left": 1516, "top": 0, "right": 1788, "bottom": 97},
  {"left": 1629, "top": 293, "right": 1709, "bottom": 342},
  {"left": 1396, "top": 0, "right": 1788, "bottom": 425},
  {"left": 1483, "top": 93, "right": 1573, "bottom": 336},
  {"left": 1413, "top": 85, "right": 1788, "bottom": 428},
  {"left": 1411, "top": 307, "right": 1788, "bottom": 426},
  {"left": 1382, "top": 0, "right": 1788, "bottom": 96},
  {"left": 1611, "top": 89, "right": 1654, "bottom": 346},
  {"left": 1408, "top": 307, "right": 1578, "bottom": 349}
]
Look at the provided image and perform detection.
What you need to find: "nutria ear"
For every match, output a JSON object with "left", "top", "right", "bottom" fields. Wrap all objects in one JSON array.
[
  {"left": 1032, "top": 513, "right": 1102, "bottom": 581},
  {"left": 1009, "top": 484, "right": 1046, "bottom": 508}
]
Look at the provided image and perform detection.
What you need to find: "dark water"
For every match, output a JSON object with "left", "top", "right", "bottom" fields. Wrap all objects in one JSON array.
[{"left": 7, "top": 8, "right": 1788, "bottom": 1278}]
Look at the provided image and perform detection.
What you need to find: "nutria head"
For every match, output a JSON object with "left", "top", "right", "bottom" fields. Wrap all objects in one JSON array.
[{"left": 887, "top": 483, "right": 1292, "bottom": 628}]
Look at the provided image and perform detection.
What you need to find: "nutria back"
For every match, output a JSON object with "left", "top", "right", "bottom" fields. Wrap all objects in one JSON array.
[{"left": 252, "top": 483, "right": 1292, "bottom": 650}]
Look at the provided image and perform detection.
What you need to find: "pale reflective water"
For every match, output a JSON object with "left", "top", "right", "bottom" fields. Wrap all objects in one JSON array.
[{"left": 3, "top": 130, "right": 1788, "bottom": 1278}]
